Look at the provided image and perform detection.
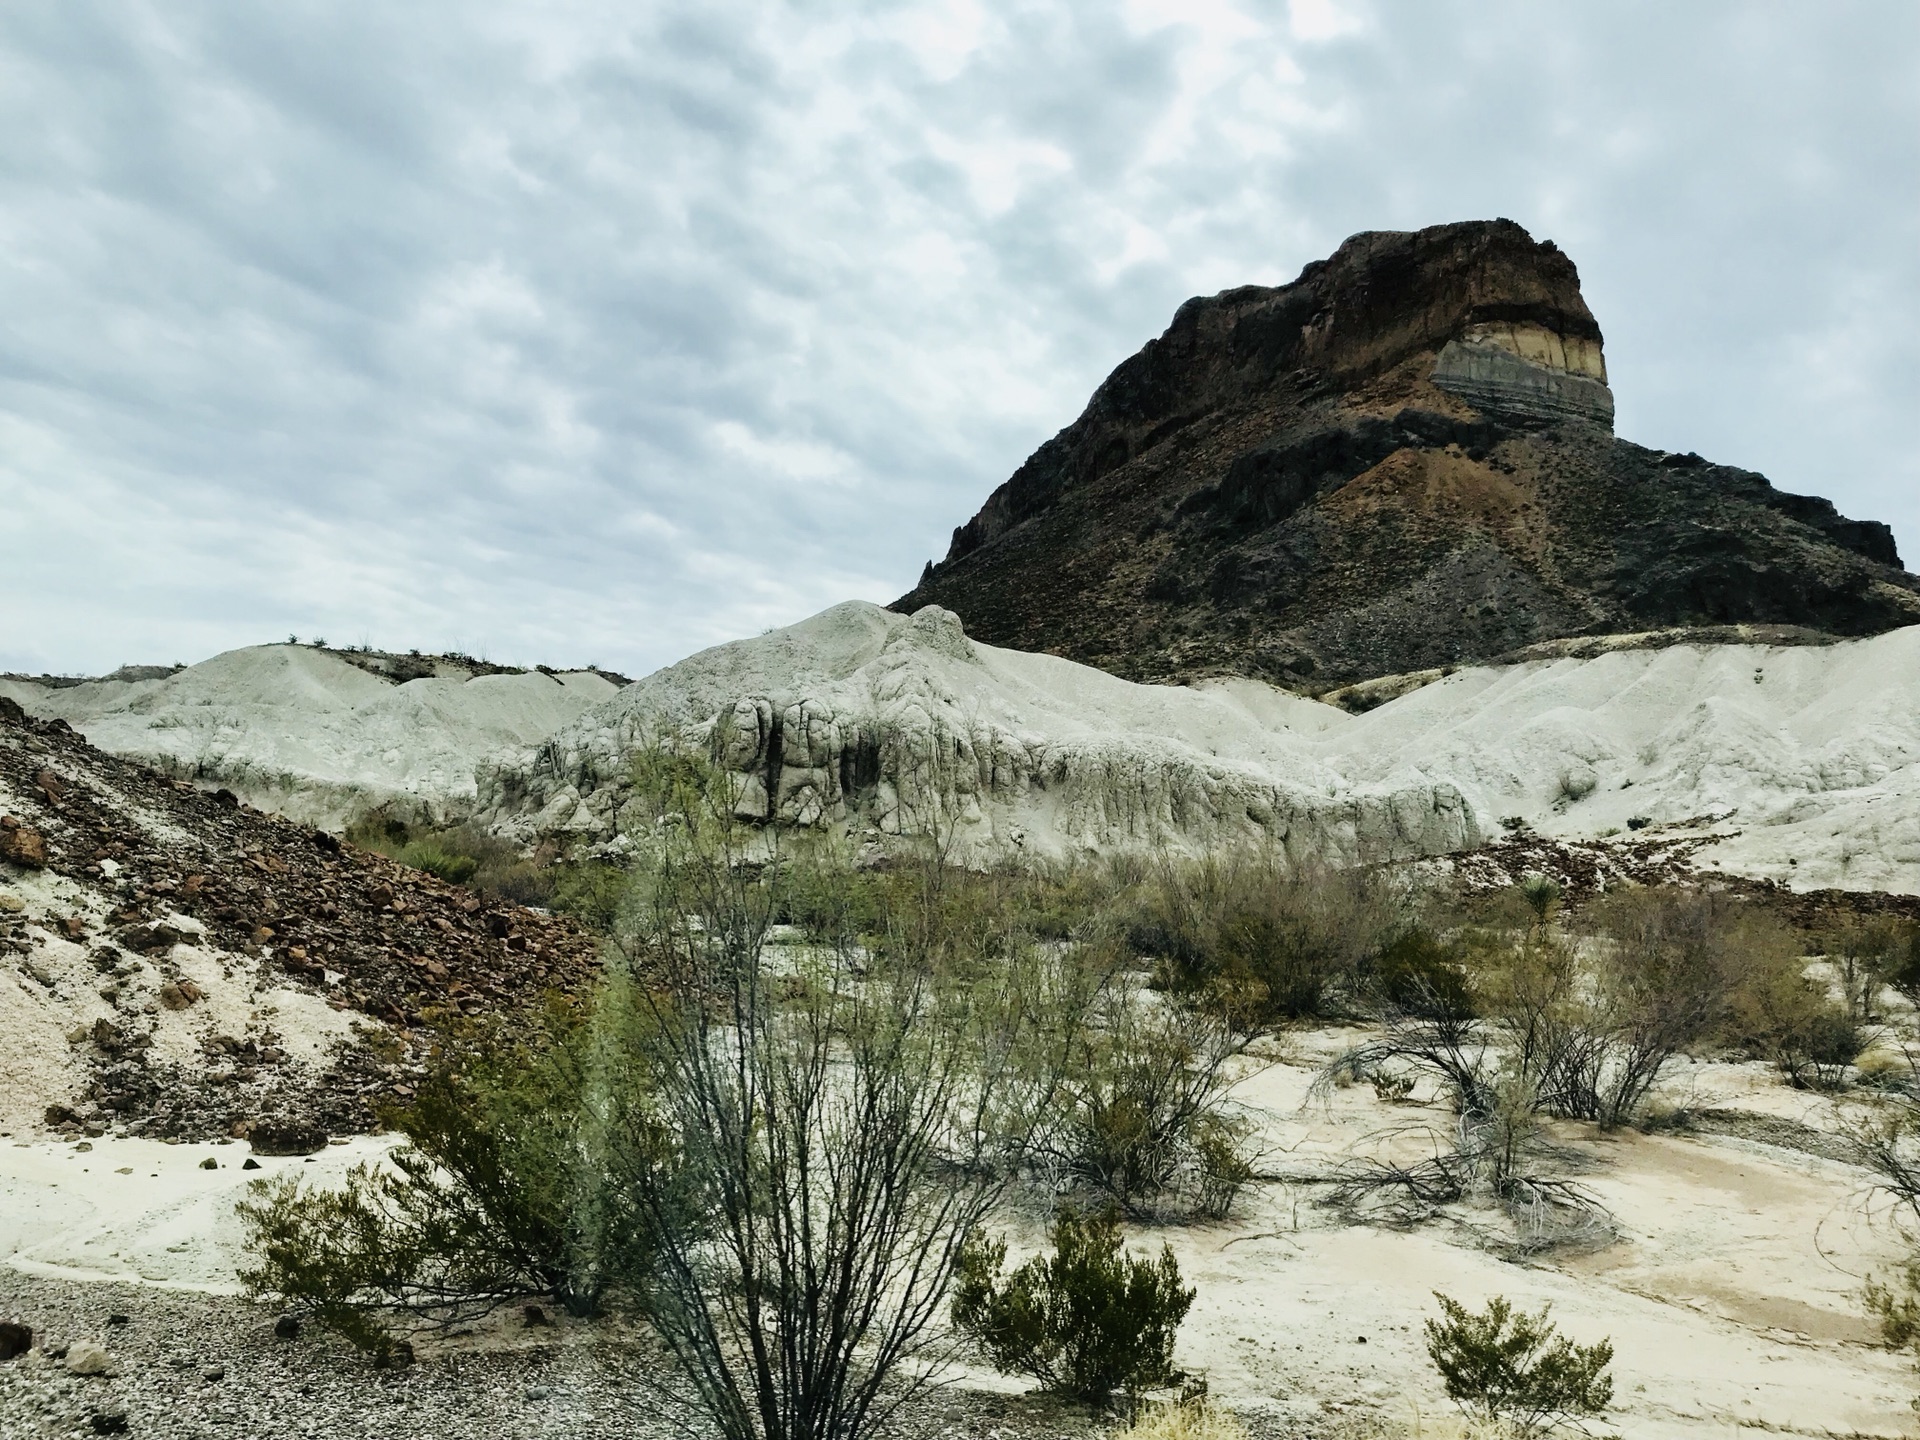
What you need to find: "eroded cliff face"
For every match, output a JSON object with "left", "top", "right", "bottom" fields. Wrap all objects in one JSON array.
[
  {"left": 475, "top": 603, "right": 1479, "bottom": 866},
  {"left": 895, "top": 219, "right": 1915, "bottom": 689}
]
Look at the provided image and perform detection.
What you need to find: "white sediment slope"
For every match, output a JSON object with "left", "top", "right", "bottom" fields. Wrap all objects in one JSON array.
[
  {"left": 479, "top": 602, "right": 1920, "bottom": 892},
  {"left": 1321, "top": 628, "right": 1920, "bottom": 893},
  {"left": 478, "top": 601, "right": 1482, "bottom": 868},
  {"left": 16, "top": 610, "right": 1920, "bottom": 891},
  {"left": 2, "top": 646, "right": 619, "bottom": 831}
]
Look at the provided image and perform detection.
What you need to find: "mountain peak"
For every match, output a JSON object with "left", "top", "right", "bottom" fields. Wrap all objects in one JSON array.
[{"left": 897, "top": 220, "right": 1914, "bottom": 689}]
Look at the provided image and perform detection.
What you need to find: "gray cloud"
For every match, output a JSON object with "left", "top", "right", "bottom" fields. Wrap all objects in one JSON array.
[{"left": 3, "top": 0, "right": 1916, "bottom": 675}]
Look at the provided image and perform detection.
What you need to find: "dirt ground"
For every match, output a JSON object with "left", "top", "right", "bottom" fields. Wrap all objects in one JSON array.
[{"left": 2, "top": 1030, "right": 1915, "bottom": 1438}]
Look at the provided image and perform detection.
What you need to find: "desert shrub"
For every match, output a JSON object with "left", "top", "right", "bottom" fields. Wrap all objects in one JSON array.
[
  {"left": 1820, "top": 914, "right": 1914, "bottom": 1022},
  {"left": 1140, "top": 850, "right": 1400, "bottom": 1025},
  {"left": 1033, "top": 980, "right": 1254, "bottom": 1219},
  {"left": 344, "top": 813, "right": 557, "bottom": 907},
  {"left": 1369, "top": 925, "right": 1477, "bottom": 1021},
  {"left": 1866, "top": 1258, "right": 1920, "bottom": 1355},
  {"left": 1113, "top": 1394, "right": 1247, "bottom": 1440},
  {"left": 1729, "top": 934, "right": 1865, "bottom": 1090},
  {"left": 1878, "top": 923, "right": 1920, "bottom": 1010},
  {"left": 395, "top": 835, "right": 479, "bottom": 885},
  {"left": 600, "top": 745, "right": 1078, "bottom": 1440},
  {"left": 1517, "top": 875, "right": 1560, "bottom": 935},
  {"left": 1321, "top": 890, "right": 1769, "bottom": 1238},
  {"left": 1350, "top": 885, "right": 1761, "bottom": 1129},
  {"left": 1564, "top": 886, "right": 1752, "bottom": 1124},
  {"left": 547, "top": 857, "right": 630, "bottom": 931},
  {"left": 952, "top": 1208, "right": 1194, "bottom": 1404},
  {"left": 1424, "top": 1293, "right": 1612, "bottom": 1437},
  {"left": 237, "top": 1011, "right": 655, "bottom": 1348}
]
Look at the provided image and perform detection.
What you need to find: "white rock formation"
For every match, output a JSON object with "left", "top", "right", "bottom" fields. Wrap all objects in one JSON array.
[
  {"left": 17, "top": 608, "right": 1920, "bottom": 893},
  {"left": 1, "top": 645, "right": 619, "bottom": 831},
  {"left": 476, "top": 602, "right": 1480, "bottom": 868},
  {"left": 1323, "top": 626, "right": 1920, "bottom": 893},
  {"left": 479, "top": 602, "right": 1920, "bottom": 892}
]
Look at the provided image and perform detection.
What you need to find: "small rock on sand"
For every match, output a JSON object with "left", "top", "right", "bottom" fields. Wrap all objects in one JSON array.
[{"left": 65, "top": 1338, "right": 112, "bottom": 1375}]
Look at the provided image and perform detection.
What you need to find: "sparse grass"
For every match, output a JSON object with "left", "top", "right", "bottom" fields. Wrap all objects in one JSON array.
[
  {"left": 344, "top": 811, "right": 634, "bottom": 925},
  {"left": 1112, "top": 1396, "right": 1248, "bottom": 1440}
]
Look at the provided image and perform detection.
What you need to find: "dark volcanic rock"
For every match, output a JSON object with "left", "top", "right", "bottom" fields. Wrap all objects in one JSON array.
[
  {"left": 896, "top": 219, "right": 1919, "bottom": 688},
  {"left": 248, "top": 1120, "right": 329, "bottom": 1156},
  {"left": 0, "top": 1320, "right": 30, "bottom": 1360}
]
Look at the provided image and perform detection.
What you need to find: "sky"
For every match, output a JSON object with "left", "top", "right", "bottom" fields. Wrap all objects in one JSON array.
[{"left": 2, "top": 1, "right": 1917, "bottom": 678}]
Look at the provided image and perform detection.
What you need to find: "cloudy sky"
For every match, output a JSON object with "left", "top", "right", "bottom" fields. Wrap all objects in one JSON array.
[{"left": 3, "top": 1, "right": 1916, "bottom": 677}]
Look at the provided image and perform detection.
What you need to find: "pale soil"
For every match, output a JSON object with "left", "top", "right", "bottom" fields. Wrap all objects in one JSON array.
[
  {"left": 0, "top": 1033, "right": 1913, "bottom": 1438},
  {"left": 1, "top": 644, "right": 619, "bottom": 831},
  {"left": 483, "top": 598, "right": 1920, "bottom": 892}
]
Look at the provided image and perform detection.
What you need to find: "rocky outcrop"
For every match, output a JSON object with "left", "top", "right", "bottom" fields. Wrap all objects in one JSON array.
[
  {"left": 476, "top": 602, "right": 1480, "bottom": 866},
  {"left": 894, "top": 219, "right": 1916, "bottom": 688}
]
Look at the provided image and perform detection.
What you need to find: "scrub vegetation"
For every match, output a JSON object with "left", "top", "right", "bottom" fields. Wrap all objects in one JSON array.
[{"left": 252, "top": 748, "right": 1920, "bottom": 1435}]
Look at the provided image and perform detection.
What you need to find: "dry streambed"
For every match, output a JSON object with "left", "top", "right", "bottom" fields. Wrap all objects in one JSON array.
[{"left": 0, "top": 1033, "right": 1913, "bottom": 1438}]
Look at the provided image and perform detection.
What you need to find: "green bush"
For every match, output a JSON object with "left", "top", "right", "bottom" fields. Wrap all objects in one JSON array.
[
  {"left": 344, "top": 813, "right": 560, "bottom": 908},
  {"left": 951, "top": 1208, "right": 1194, "bottom": 1404},
  {"left": 1728, "top": 933, "right": 1864, "bottom": 1090},
  {"left": 1139, "top": 852, "right": 1398, "bottom": 1026},
  {"left": 1034, "top": 982, "right": 1254, "bottom": 1220},
  {"left": 395, "top": 836, "right": 479, "bottom": 886},
  {"left": 1424, "top": 1292, "right": 1612, "bottom": 1436},
  {"left": 1369, "top": 924, "right": 1476, "bottom": 1020},
  {"left": 236, "top": 1008, "right": 660, "bottom": 1347},
  {"left": 548, "top": 857, "right": 629, "bottom": 932}
]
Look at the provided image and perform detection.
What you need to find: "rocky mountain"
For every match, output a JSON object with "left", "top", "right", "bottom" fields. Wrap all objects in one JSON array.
[{"left": 894, "top": 219, "right": 1920, "bottom": 689}]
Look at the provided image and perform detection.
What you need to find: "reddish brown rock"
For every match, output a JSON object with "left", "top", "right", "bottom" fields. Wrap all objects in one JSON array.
[{"left": 0, "top": 819, "right": 47, "bottom": 868}]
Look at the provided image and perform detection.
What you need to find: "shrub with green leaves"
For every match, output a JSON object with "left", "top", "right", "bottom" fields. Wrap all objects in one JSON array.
[
  {"left": 1424, "top": 1292, "right": 1612, "bottom": 1436},
  {"left": 344, "top": 812, "right": 561, "bottom": 908},
  {"left": 1139, "top": 852, "right": 1398, "bottom": 1026},
  {"left": 951, "top": 1208, "right": 1194, "bottom": 1404},
  {"left": 1032, "top": 982, "right": 1254, "bottom": 1220},
  {"left": 237, "top": 1006, "right": 661, "bottom": 1348}
]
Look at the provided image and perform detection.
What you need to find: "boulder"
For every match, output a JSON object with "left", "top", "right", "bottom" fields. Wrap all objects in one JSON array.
[
  {"left": 249, "top": 1120, "right": 328, "bottom": 1156},
  {"left": 0, "top": 820, "right": 48, "bottom": 869},
  {"left": 0, "top": 1320, "right": 30, "bottom": 1361}
]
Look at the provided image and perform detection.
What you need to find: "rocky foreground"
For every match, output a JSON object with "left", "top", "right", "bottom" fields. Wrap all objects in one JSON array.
[{"left": 0, "top": 1272, "right": 1241, "bottom": 1440}]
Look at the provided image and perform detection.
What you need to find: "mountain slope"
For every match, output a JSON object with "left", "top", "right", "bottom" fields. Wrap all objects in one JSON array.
[{"left": 894, "top": 219, "right": 1918, "bottom": 688}]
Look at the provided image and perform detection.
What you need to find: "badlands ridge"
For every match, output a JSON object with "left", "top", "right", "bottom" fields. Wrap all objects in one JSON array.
[{"left": 12, "top": 603, "right": 1920, "bottom": 893}]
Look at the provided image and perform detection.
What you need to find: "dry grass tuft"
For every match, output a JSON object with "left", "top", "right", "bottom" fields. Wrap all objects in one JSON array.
[{"left": 1112, "top": 1398, "right": 1248, "bottom": 1440}]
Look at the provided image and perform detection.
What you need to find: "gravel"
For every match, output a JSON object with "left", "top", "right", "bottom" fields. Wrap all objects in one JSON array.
[{"left": 0, "top": 1272, "right": 1333, "bottom": 1440}]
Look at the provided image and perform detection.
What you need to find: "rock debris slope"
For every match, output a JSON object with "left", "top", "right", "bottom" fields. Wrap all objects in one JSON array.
[
  {"left": 0, "top": 699, "right": 601, "bottom": 1138},
  {"left": 477, "top": 601, "right": 1480, "bottom": 866},
  {"left": 481, "top": 601, "right": 1920, "bottom": 893},
  {"left": 895, "top": 219, "right": 1918, "bottom": 687},
  {"left": 1, "top": 645, "right": 619, "bottom": 832}
]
